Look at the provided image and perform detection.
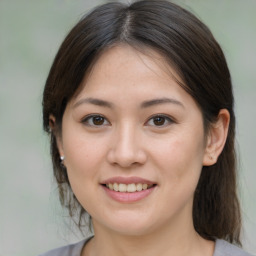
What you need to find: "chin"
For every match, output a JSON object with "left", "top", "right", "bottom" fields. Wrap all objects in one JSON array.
[{"left": 95, "top": 212, "right": 159, "bottom": 236}]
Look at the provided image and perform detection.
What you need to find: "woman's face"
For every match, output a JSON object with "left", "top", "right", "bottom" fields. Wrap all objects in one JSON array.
[{"left": 58, "top": 45, "right": 210, "bottom": 236}]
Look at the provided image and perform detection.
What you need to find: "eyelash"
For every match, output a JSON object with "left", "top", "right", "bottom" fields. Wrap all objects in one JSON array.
[
  {"left": 81, "top": 114, "right": 110, "bottom": 127},
  {"left": 81, "top": 114, "right": 175, "bottom": 128},
  {"left": 145, "top": 114, "right": 175, "bottom": 127}
]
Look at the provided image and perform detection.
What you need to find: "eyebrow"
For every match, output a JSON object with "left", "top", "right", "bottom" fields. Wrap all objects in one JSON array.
[
  {"left": 73, "top": 97, "right": 113, "bottom": 109},
  {"left": 73, "top": 97, "right": 184, "bottom": 109},
  {"left": 141, "top": 98, "right": 184, "bottom": 108}
]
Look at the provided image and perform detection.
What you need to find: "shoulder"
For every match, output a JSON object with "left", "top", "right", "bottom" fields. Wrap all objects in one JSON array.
[
  {"left": 38, "top": 239, "right": 87, "bottom": 256},
  {"left": 214, "top": 239, "right": 254, "bottom": 256}
]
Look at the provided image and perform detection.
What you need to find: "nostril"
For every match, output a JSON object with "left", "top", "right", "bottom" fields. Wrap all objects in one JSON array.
[{"left": 107, "top": 148, "right": 147, "bottom": 168}]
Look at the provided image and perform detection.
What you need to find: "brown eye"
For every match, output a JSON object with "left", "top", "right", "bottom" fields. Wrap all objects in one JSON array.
[
  {"left": 92, "top": 116, "right": 105, "bottom": 125},
  {"left": 82, "top": 115, "right": 109, "bottom": 127},
  {"left": 153, "top": 116, "right": 165, "bottom": 126},
  {"left": 146, "top": 115, "right": 174, "bottom": 127}
]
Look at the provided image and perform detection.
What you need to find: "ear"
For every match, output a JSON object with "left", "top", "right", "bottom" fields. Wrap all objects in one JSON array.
[
  {"left": 203, "top": 109, "right": 230, "bottom": 166},
  {"left": 49, "top": 114, "right": 65, "bottom": 157}
]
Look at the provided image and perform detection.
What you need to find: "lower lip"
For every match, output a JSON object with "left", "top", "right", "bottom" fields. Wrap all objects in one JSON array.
[{"left": 102, "top": 185, "right": 156, "bottom": 203}]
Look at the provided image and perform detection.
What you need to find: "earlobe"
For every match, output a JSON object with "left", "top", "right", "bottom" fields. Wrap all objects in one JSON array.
[
  {"left": 203, "top": 109, "right": 230, "bottom": 166},
  {"left": 49, "top": 114, "right": 65, "bottom": 157}
]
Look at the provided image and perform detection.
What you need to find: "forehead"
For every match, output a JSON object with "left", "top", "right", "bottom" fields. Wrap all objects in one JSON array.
[
  {"left": 66, "top": 44, "right": 202, "bottom": 118},
  {"left": 74, "top": 44, "right": 185, "bottom": 98}
]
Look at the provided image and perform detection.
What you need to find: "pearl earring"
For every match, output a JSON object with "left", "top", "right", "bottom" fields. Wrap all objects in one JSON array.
[{"left": 60, "top": 156, "right": 65, "bottom": 167}]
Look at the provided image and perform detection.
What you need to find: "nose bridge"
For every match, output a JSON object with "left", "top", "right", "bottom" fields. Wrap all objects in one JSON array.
[
  {"left": 118, "top": 122, "right": 137, "bottom": 153},
  {"left": 108, "top": 121, "right": 146, "bottom": 167}
]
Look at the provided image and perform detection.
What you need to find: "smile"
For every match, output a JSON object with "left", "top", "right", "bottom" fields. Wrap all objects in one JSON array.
[
  {"left": 101, "top": 177, "right": 157, "bottom": 202},
  {"left": 106, "top": 183, "right": 154, "bottom": 193}
]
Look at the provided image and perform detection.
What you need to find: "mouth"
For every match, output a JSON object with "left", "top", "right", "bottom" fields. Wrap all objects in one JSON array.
[
  {"left": 101, "top": 177, "right": 157, "bottom": 202},
  {"left": 103, "top": 183, "right": 156, "bottom": 193}
]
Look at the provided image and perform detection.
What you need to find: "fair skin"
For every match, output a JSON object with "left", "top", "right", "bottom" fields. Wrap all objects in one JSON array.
[{"left": 51, "top": 45, "right": 230, "bottom": 256}]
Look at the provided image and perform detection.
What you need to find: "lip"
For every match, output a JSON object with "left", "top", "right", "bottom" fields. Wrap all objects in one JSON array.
[
  {"left": 101, "top": 176, "right": 155, "bottom": 185},
  {"left": 102, "top": 185, "right": 156, "bottom": 203},
  {"left": 101, "top": 176, "right": 157, "bottom": 203}
]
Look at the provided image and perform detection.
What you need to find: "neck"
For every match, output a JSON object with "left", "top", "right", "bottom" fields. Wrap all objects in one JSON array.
[{"left": 82, "top": 217, "right": 214, "bottom": 256}]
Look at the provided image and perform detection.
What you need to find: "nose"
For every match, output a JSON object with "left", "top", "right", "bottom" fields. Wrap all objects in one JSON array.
[{"left": 107, "top": 123, "right": 147, "bottom": 168}]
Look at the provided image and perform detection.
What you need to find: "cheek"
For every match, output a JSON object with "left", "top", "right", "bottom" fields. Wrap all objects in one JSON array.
[
  {"left": 151, "top": 132, "right": 205, "bottom": 185},
  {"left": 62, "top": 128, "right": 107, "bottom": 180},
  {"left": 61, "top": 132, "right": 107, "bottom": 210}
]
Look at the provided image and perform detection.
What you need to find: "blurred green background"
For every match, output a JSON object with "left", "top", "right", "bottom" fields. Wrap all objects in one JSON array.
[{"left": 0, "top": 0, "right": 255, "bottom": 255}]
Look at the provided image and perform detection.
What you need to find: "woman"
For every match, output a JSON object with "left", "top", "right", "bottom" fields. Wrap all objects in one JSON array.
[{"left": 40, "top": 1, "right": 253, "bottom": 255}]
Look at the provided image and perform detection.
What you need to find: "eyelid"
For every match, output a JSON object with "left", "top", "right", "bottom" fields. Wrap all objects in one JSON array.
[
  {"left": 145, "top": 114, "right": 176, "bottom": 127},
  {"left": 80, "top": 113, "right": 175, "bottom": 127},
  {"left": 81, "top": 114, "right": 110, "bottom": 127}
]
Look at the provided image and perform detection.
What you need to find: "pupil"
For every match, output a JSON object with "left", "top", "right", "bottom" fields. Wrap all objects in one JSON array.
[
  {"left": 93, "top": 116, "right": 104, "bottom": 125},
  {"left": 154, "top": 117, "right": 165, "bottom": 125}
]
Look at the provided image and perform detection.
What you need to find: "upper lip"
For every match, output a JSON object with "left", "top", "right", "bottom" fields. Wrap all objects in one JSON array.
[{"left": 101, "top": 176, "right": 156, "bottom": 185}]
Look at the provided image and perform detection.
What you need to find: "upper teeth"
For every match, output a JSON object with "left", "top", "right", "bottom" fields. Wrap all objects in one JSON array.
[{"left": 106, "top": 183, "right": 152, "bottom": 192}]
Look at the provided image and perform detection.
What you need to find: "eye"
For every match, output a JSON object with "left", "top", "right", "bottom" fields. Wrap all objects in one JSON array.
[
  {"left": 81, "top": 115, "right": 110, "bottom": 127},
  {"left": 146, "top": 115, "right": 174, "bottom": 127}
]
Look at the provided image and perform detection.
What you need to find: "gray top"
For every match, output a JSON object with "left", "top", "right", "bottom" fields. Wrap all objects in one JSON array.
[{"left": 38, "top": 237, "right": 254, "bottom": 256}]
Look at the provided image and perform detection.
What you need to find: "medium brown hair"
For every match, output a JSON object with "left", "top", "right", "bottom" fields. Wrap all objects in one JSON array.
[{"left": 43, "top": 0, "right": 241, "bottom": 244}]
